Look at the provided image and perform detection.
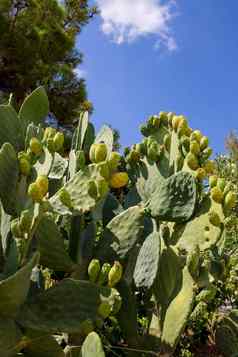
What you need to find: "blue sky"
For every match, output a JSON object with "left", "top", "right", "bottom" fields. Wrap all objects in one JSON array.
[{"left": 76, "top": 1, "right": 238, "bottom": 155}]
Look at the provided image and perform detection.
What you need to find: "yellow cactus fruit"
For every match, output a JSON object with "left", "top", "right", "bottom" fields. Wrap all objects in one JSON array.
[
  {"left": 208, "top": 210, "right": 221, "bottom": 227},
  {"left": 190, "top": 130, "right": 202, "bottom": 142},
  {"left": 53, "top": 132, "right": 64, "bottom": 152},
  {"left": 204, "top": 160, "right": 216, "bottom": 175},
  {"left": 108, "top": 151, "right": 121, "bottom": 170},
  {"left": 28, "top": 183, "right": 44, "bottom": 203},
  {"left": 211, "top": 187, "right": 224, "bottom": 204},
  {"left": 108, "top": 261, "right": 123, "bottom": 288},
  {"left": 195, "top": 168, "right": 206, "bottom": 181},
  {"left": 110, "top": 172, "right": 129, "bottom": 189},
  {"left": 190, "top": 140, "right": 200, "bottom": 155},
  {"left": 35, "top": 175, "right": 49, "bottom": 196},
  {"left": 29, "top": 137, "right": 42, "bottom": 155},
  {"left": 200, "top": 136, "right": 209, "bottom": 150},
  {"left": 224, "top": 191, "right": 236, "bottom": 210},
  {"left": 172, "top": 115, "right": 181, "bottom": 131},
  {"left": 43, "top": 127, "right": 56, "bottom": 141},
  {"left": 186, "top": 152, "right": 199, "bottom": 170},
  {"left": 89, "top": 143, "right": 108, "bottom": 163},
  {"left": 19, "top": 158, "right": 31, "bottom": 176},
  {"left": 209, "top": 175, "right": 218, "bottom": 188}
]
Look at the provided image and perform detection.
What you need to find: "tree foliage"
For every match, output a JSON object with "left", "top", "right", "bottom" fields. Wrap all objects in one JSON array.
[{"left": 0, "top": 0, "right": 97, "bottom": 125}]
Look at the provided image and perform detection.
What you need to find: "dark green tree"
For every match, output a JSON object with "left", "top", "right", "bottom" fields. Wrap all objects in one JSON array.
[{"left": 0, "top": 0, "right": 97, "bottom": 125}]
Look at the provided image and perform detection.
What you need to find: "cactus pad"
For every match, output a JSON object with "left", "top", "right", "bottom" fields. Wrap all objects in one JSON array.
[{"left": 80, "top": 332, "right": 105, "bottom": 357}]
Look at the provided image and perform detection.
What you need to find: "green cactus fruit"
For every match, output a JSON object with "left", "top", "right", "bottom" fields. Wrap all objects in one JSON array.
[
  {"left": 172, "top": 115, "right": 181, "bottom": 131},
  {"left": 201, "top": 147, "right": 213, "bottom": 161},
  {"left": 186, "top": 152, "right": 199, "bottom": 170},
  {"left": 152, "top": 116, "right": 161, "bottom": 128},
  {"left": 209, "top": 175, "right": 218, "bottom": 188},
  {"left": 19, "top": 158, "right": 31, "bottom": 176},
  {"left": 88, "top": 259, "right": 101, "bottom": 283},
  {"left": 204, "top": 160, "right": 216, "bottom": 175},
  {"left": 90, "top": 143, "right": 108, "bottom": 163},
  {"left": 110, "top": 172, "right": 129, "bottom": 189},
  {"left": 211, "top": 187, "right": 224, "bottom": 204},
  {"left": 200, "top": 136, "right": 209, "bottom": 150},
  {"left": 190, "top": 140, "right": 200, "bottom": 155},
  {"left": 80, "top": 319, "right": 94, "bottom": 336},
  {"left": 29, "top": 137, "right": 42, "bottom": 155},
  {"left": 196, "top": 286, "right": 217, "bottom": 303},
  {"left": 181, "top": 136, "right": 190, "bottom": 152},
  {"left": 190, "top": 130, "right": 202, "bottom": 143},
  {"left": 224, "top": 191, "right": 236, "bottom": 210},
  {"left": 160, "top": 223, "right": 170, "bottom": 246},
  {"left": 28, "top": 182, "right": 44, "bottom": 203},
  {"left": 88, "top": 180, "right": 98, "bottom": 199},
  {"left": 97, "top": 162, "right": 110, "bottom": 180},
  {"left": 140, "top": 124, "right": 149, "bottom": 137},
  {"left": 97, "top": 302, "right": 111, "bottom": 319},
  {"left": 111, "top": 289, "right": 122, "bottom": 315},
  {"left": 217, "top": 178, "right": 226, "bottom": 192},
  {"left": 187, "top": 245, "right": 200, "bottom": 279},
  {"left": 19, "top": 210, "right": 33, "bottom": 233},
  {"left": 18, "top": 151, "right": 31, "bottom": 162},
  {"left": 195, "top": 168, "right": 206, "bottom": 181},
  {"left": 43, "top": 127, "right": 56, "bottom": 141},
  {"left": 53, "top": 132, "right": 64, "bottom": 151},
  {"left": 36, "top": 175, "right": 49, "bottom": 196},
  {"left": 208, "top": 210, "right": 221, "bottom": 227},
  {"left": 108, "top": 261, "right": 123, "bottom": 288},
  {"left": 97, "top": 263, "right": 111, "bottom": 286},
  {"left": 96, "top": 178, "right": 109, "bottom": 198},
  {"left": 46, "top": 137, "right": 55, "bottom": 153},
  {"left": 190, "top": 302, "right": 207, "bottom": 321},
  {"left": 76, "top": 150, "right": 86, "bottom": 170},
  {"left": 163, "top": 134, "right": 171, "bottom": 152},
  {"left": 147, "top": 144, "right": 159, "bottom": 162},
  {"left": 11, "top": 218, "right": 23, "bottom": 238},
  {"left": 159, "top": 111, "right": 168, "bottom": 122},
  {"left": 137, "top": 142, "right": 147, "bottom": 156},
  {"left": 108, "top": 151, "right": 121, "bottom": 170},
  {"left": 129, "top": 149, "right": 141, "bottom": 163},
  {"left": 58, "top": 188, "right": 72, "bottom": 208},
  {"left": 177, "top": 117, "right": 188, "bottom": 137}
]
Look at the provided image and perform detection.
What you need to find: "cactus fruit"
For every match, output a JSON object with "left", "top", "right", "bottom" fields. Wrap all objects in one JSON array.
[
  {"left": 209, "top": 175, "right": 218, "bottom": 188},
  {"left": 204, "top": 160, "right": 216, "bottom": 174},
  {"left": 172, "top": 116, "right": 181, "bottom": 131},
  {"left": 190, "top": 130, "right": 202, "bottom": 143},
  {"left": 20, "top": 210, "right": 33, "bottom": 233},
  {"left": 28, "top": 182, "right": 44, "bottom": 202},
  {"left": 140, "top": 124, "right": 149, "bottom": 136},
  {"left": 190, "top": 141, "right": 200, "bottom": 155},
  {"left": 108, "top": 151, "right": 121, "bottom": 170},
  {"left": 110, "top": 172, "right": 129, "bottom": 189},
  {"left": 35, "top": 175, "right": 49, "bottom": 196},
  {"left": 111, "top": 289, "right": 122, "bottom": 315},
  {"left": 208, "top": 210, "right": 221, "bottom": 227},
  {"left": 29, "top": 137, "right": 42, "bottom": 155},
  {"left": 96, "top": 179, "right": 109, "bottom": 198},
  {"left": 88, "top": 259, "right": 101, "bottom": 283},
  {"left": 186, "top": 152, "right": 199, "bottom": 170},
  {"left": 97, "top": 302, "right": 111, "bottom": 319},
  {"left": 59, "top": 188, "right": 72, "bottom": 208},
  {"left": 201, "top": 147, "right": 213, "bottom": 160},
  {"left": 97, "top": 263, "right": 111, "bottom": 286},
  {"left": 190, "top": 302, "right": 207, "bottom": 321},
  {"left": 211, "top": 187, "right": 224, "bottom": 204},
  {"left": 217, "top": 178, "right": 226, "bottom": 192},
  {"left": 200, "top": 136, "right": 209, "bottom": 150},
  {"left": 53, "top": 132, "right": 64, "bottom": 151},
  {"left": 195, "top": 168, "right": 206, "bottom": 181},
  {"left": 19, "top": 158, "right": 31, "bottom": 176},
  {"left": 224, "top": 191, "right": 236, "bottom": 210},
  {"left": 43, "top": 127, "right": 56, "bottom": 141},
  {"left": 46, "top": 138, "right": 55, "bottom": 153},
  {"left": 108, "top": 261, "right": 123, "bottom": 287},
  {"left": 90, "top": 143, "right": 108, "bottom": 163}
]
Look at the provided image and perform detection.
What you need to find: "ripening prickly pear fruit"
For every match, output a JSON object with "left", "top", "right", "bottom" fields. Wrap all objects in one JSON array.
[
  {"left": 90, "top": 143, "right": 107, "bottom": 163},
  {"left": 108, "top": 261, "right": 123, "bottom": 288},
  {"left": 43, "top": 127, "right": 56, "bottom": 141},
  {"left": 209, "top": 175, "right": 218, "bottom": 188},
  {"left": 136, "top": 142, "right": 147, "bottom": 156},
  {"left": 204, "top": 160, "right": 216, "bottom": 175},
  {"left": 97, "top": 302, "right": 111, "bottom": 319},
  {"left": 96, "top": 178, "right": 109, "bottom": 198},
  {"left": 200, "top": 136, "right": 209, "bottom": 150},
  {"left": 186, "top": 152, "right": 199, "bottom": 170},
  {"left": 190, "top": 140, "right": 200, "bottom": 155},
  {"left": 88, "top": 259, "right": 101, "bottom": 283},
  {"left": 129, "top": 149, "right": 140, "bottom": 163},
  {"left": 152, "top": 116, "right": 160, "bottom": 128},
  {"left": 201, "top": 147, "right": 213, "bottom": 161},
  {"left": 19, "top": 158, "right": 31, "bottom": 176},
  {"left": 110, "top": 172, "right": 129, "bottom": 189},
  {"left": 46, "top": 138, "right": 55, "bottom": 153},
  {"left": 36, "top": 175, "right": 49, "bottom": 196},
  {"left": 53, "top": 132, "right": 64, "bottom": 151},
  {"left": 195, "top": 168, "right": 206, "bottom": 181},
  {"left": 29, "top": 137, "right": 42, "bottom": 155},
  {"left": 211, "top": 187, "right": 224, "bottom": 204},
  {"left": 58, "top": 188, "right": 72, "bottom": 208},
  {"left": 11, "top": 219, "right": 22, "bottom": 238},
  {"left": 76, "top": 150, "right": 86, "bottom": 171},
  {"left": 140, "top": 124, "right": 149, "bottom": 137},
  {"left": 190, "top": 130, "right": 202, "bottom": 143},
  {"left": 108, "top": 151, "right": 121, "bottom": 170},
  {"left": 111, "top": 289, "right": 122, "bottom": 315},
  {"left": 224, "top": 191, "right": 236, "bottom": 210},
  {"left": 88, "top": 180, "right": 98, "bottom": 199},
  {"left": 97, "top": 263, "right": 111, "bottom": 286},
  {"left": 172, "top": 115, "right": 181, "bottom": 131},
  {"left": 208, "top": 210, "right": 221, "bottom": 227},
  {"left": 19, "top": 210, "right": 33, "bottom": 233},
  {"left": 97, "top": 161, "right": 110, "bottom": 180},
  {"left": 80, "top": 319, "right": 94, "bottom": 336},
  {"left": 181, "top": 136, "right": 190, "bottom": 152},
  {"left": 217, "top": 178, "right": 226, "bottom": 192},
  {"left": 163, "top": 134, "right": 171, "bottom": 151},
  {"left": 28, "top": 183, "right": 44, "bottom": 203}
]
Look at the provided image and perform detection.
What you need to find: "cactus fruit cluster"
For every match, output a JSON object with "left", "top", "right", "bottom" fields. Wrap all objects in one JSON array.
[{"left": 0, "top": 88, "right": 236, "bottom": 356}]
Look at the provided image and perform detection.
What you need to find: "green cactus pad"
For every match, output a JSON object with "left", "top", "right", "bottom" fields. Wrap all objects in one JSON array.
[
  {"left": 71, "top": 112, "right": 89, "bottom": 151},
  {"left": 0, "top": 252, "right": 39, "bottom": 318},
  {"left": 161, "top": 267, "right": 195, "bottom": 354},
  {"left": 96, "top": 205, "right": 144, "bottom": 261},
  {"left": 0, "top": 104, "right": 24, "bottom": 151},
  {"left": 19, "top": 86, "right": 49, "bottom": 134},
  {"left": 149, "top": 171, "right": 197, "bottom": 222},
  {"left": 0, "top": 318, "right": 22, "bottom": 357},
  {"left": 34, "top": 148, "right": 53, "bottom": 176},
  {"left": 48, "top": 153, "right": 68, "bottom": 180},
  {"left": 133, "top": 231, "right": 160, "bottom": 289},
  {"left": 102, "top": 193, "right": 124, "bottom": 226},
  {"left": 0, "top": 143, "right": 19, "bottom": 215},
  {"left": 23, "top": 329, "right": 64, "bottom": 357},
  {"left": 80, "top": 332, "right": 105, "bottom": 357},
  {"left": 17, "top": 279, "right": 116, "bottom": 333},
  {"left": 175, "top": 197, "right": 224, "bottom": 253},
  {"left": 35, "top": 217, "right": 75, "bottom": 272}
]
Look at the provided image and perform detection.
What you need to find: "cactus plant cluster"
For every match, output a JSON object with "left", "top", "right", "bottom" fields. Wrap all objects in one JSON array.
[{"left": 0, "top": 88, "right": 237, "bottom": 356}]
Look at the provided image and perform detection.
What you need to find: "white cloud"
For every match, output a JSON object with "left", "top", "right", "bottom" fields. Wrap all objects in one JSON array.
[
  {"left": 96, "top": 0, "right": 177, "bottom": 51},
  {"left": 73, "top": 67, "right": 86, "bottom": 79}
]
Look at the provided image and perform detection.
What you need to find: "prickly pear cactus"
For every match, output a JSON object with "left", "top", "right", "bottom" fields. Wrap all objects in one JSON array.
[{"left": 0, "top": 91, "right": 234, "bottom": 356}]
